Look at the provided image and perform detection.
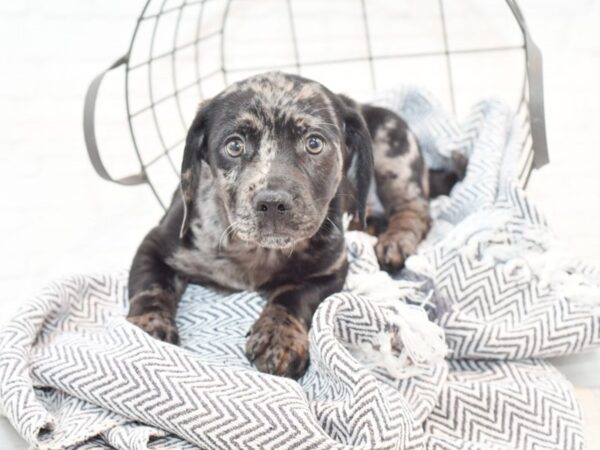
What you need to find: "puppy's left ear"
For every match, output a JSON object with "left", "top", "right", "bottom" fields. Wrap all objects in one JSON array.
[
  {"left": 179, "top": 100, "right": 211, "bottom": 239},
  {"left": 340, "top": 96, "right": 374, "bottom": 229}
]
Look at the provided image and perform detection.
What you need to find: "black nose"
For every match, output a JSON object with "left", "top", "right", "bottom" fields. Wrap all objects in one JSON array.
[{"left": 254, "top": 190, "right": 293, "bottom": 218}]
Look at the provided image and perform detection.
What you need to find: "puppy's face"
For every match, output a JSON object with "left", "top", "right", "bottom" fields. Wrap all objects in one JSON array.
[{"left": 181, "top": 72, "right": 372, "bottom": 249}]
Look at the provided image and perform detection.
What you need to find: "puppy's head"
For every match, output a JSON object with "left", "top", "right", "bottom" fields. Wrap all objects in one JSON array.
[{"left": 180, "top": 72, "right": 373, "bottom": 249}]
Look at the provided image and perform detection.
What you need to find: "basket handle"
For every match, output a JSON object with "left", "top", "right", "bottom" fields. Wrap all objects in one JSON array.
[
  {"left": 506, "top": 0, "right": 550, "bottom": 169},
  {"left": 83, "top": 55, "right": 147, "bottom": 185}
]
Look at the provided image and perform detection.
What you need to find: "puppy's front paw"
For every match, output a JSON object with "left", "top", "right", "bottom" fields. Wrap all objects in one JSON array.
[
  {"left": 128, "top": 310, "right": 179, "bottom": 344},
  {"left": 375, "top": 230, "right": 419, "bottom": 272},
  {"left": 245, "top": 304, "right": 309, "bottom": 379}
]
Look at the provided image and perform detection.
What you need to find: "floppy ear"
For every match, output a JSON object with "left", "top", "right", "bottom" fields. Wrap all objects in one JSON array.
[
  {"left": 341, "top": 99, "right": 374, "bottom": 229},
  {"left": 179, "top": 101, "right": 211, "bottom": 239}
]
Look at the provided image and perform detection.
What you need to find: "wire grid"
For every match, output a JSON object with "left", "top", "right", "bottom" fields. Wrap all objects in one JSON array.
[{"left": 122, "top": 0, "right": 536, "bottom": 209}]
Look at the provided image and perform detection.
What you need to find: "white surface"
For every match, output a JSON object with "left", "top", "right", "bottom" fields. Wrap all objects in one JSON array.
[{"left": 0, "top": 0, "right": 599, "bottom": 446}]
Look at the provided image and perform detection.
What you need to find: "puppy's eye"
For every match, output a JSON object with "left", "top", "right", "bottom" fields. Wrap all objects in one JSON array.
[
  {"left": 305, "top": 135, "right": 324, "bottom": 155},
  {"left": 225, "top": 138, "right": 245, "bottom": 157}
]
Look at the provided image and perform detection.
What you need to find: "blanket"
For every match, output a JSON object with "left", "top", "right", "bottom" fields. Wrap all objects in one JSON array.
[{"left": 2, "top": 88, "right": 599, "bottom": 450}]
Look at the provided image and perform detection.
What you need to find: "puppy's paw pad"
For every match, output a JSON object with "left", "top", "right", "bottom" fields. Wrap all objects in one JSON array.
[
  {"left": 375, "top": 231, "right": 419, "bottom": 272},
  {"left": 245, "top": 305, "right": 309, "bottom": 379},
  {"left": 128, "top": 311, "right": 179, "bottom": 344}
]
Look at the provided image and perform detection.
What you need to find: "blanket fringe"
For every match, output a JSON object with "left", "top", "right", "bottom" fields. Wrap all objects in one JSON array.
[
  {"left": 345, "top": 270, "right": 448, "bottom": 379},
  {"left": 455, "top": 212, "right": 600, "bottom": 306}
]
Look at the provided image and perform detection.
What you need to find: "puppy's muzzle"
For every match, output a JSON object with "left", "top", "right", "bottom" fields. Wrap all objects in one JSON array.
[{"left": 254, "top": 190, "right": 294, "bottom": 221}]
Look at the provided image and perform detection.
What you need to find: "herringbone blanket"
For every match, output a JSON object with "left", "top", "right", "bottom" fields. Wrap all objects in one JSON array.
[{"left": 2, "top": 89, "right": 599, "bottom": 449}]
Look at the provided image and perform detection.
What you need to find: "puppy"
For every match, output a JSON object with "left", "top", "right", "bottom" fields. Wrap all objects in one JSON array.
[{"left": 127, "top": 72, "right": 461, "bottom": 378}]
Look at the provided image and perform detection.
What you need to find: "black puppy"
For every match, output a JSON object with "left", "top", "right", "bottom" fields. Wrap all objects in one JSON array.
[{"left": 127, "top": 72, "right": 461, "bottom": 378}]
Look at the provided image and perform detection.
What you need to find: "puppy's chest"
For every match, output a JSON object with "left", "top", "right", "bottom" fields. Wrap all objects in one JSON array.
[{"left": 168, "top": 231, "right": 288, "bottom": 291}]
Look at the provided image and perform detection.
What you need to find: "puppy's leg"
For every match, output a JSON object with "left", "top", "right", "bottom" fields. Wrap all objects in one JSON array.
[
  {"left": 127, "top": 227, "right": 187, "bottom": 344},
  {"left": 428, "top": 151, "right": 468, "bottom": 197},
  {"left": 362, "top": 106, "right": 430, "bottom": 272},
  {"left": 246, "top": 266, "right": 347, "bottom": 378}
]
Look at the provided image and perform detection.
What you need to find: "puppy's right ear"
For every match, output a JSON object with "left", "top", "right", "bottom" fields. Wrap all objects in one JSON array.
[{"left": 179, "top": 101, "right": 211, "bottom": 239}]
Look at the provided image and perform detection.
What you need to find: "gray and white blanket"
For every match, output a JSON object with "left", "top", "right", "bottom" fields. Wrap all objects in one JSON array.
[{"left": 2, "top": 88, "right": 600, "bottom": 449}]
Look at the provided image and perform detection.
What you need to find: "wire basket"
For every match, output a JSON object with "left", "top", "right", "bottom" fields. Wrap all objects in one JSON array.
[{"left": 84, "top": 0, "right": 549, "bottom": 209}]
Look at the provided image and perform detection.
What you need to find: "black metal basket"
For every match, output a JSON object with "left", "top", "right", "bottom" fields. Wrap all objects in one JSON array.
[{"left": 84, "top": 0, "right": 549, "bottom": 209}]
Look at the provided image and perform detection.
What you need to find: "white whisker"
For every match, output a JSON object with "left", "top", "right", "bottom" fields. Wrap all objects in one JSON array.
[
  {"left": 218, "top": 222, "right": 239, "bottom": 251},
  {"left": 326, "top": 217, "right": 343, "bottom": 236}
]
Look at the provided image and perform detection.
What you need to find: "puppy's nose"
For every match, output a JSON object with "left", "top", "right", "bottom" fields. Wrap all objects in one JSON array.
[{"left": 254, "top": 190, "right": 293, "bottom": 218}]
